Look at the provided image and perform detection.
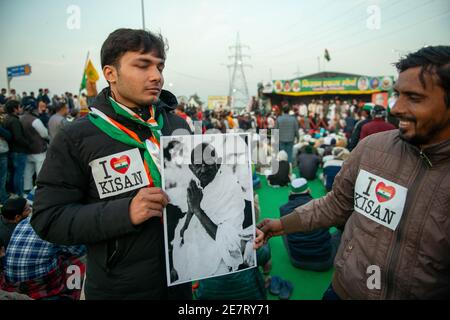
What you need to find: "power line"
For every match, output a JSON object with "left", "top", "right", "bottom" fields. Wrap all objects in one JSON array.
[
  {"left": 260, "top": 0, "right": 441, "bottom": 69},
  {"left": 252, "top": 0, "right": 368, "bottom": 57},
  {"left": 253, "top": 0, "right": 404, "bottom": 60}
]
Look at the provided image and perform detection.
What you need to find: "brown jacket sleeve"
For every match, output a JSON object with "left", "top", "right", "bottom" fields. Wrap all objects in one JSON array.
[{"left": 280, "top": 138, "right": 366, "bottom": 233}]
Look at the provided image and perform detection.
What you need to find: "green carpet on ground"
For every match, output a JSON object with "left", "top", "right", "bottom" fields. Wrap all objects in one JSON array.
[{"left": 255, "top": 169, "right": 335, "bottom": 300}]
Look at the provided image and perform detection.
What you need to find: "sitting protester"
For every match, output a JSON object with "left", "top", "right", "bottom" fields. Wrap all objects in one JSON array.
[
  {"left": 0, "top": 198, "right": 31, "bottom": 252},
  {"left": 322, "top": 147, "right": 350, "bottom": 192},
  {"left": 279, "top": 178, "right": 341, "bottom": 271},
  {"left": 0, "top": 216, "right": 86, "bottom": 300},
  {"left": 297, "top": 146, "right": 321, "bottom": 180},
  {"left": 268, "top": 150, "right": 291, "bottom": 187}
]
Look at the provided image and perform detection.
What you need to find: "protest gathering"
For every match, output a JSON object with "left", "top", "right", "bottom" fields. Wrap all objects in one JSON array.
[{"left": 0, "top": 0, "right": 449, "bottom": 302}]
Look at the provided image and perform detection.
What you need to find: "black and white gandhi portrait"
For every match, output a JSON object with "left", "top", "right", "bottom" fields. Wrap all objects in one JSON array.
[{"left": 161, "top": 133, "right": 257, "bottom": 286}]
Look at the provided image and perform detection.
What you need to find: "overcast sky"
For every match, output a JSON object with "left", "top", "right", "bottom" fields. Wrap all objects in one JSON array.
[{"left": 1, "top": 0, "right": 449, "bottom": 103}]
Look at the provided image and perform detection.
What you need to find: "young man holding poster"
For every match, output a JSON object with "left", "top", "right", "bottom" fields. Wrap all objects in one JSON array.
[
  {"left": 258, "top": 46, "right": 450, "bottom": 299},
  {"left": 30, "top": 29, "right": 192, "bottom": 299}
]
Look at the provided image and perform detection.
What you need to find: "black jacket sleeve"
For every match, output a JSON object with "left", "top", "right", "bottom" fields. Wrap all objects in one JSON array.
[
  {"left": 0, "top": 125, "right": 12, "bottom": 141},
  {"left": 10, "top": 119, "right": 30, "bottom": 149},
  {"left": 31, "top": 128, "right": 138, "bottom": 246}
]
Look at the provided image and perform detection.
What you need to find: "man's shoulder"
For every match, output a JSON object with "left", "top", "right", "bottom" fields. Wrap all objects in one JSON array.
[
  {"left": 57, "top": 116, "right": 100, "bottom": 143},
  {"left": 357, "top": 129, "right": 401, "bottom": 154},
  {"left": 162, "top": 110, "right": 191, "bottom": 135}
]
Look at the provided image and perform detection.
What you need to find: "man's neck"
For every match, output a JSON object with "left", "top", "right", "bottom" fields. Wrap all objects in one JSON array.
[
  {"left": 110, "top": 94, "right": 150, "bottom": 120},
  {"left": 110, "top": 88, "right": 140, "bottom": 109}
]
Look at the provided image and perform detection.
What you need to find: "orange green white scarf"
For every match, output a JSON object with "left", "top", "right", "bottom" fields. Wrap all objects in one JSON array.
[{"left": 88, "top": 97, "right": 163, "bottom": 187}]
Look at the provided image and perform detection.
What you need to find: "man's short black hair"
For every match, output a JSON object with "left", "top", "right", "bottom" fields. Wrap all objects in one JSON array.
[
  {"left": 1, "top": 198, "right": 26, "bottom": 220},
  {"left": 101, "top": 28, "right": 167, "bottom": 69},
  {"left": 53, "top": 101, "right": 67, "bottom": 113},
  {"left": 282, "top": 105, "right": 290, "bottom": 114},
  {"left": 395, "top": 45, "right": 450, "bottom": 108},
  {"left": 5, "top": 100, "right": 20, "bottom": 114}
]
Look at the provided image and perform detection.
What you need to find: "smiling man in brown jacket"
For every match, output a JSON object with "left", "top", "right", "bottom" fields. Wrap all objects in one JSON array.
[{"left": 258, "top": 46, "right": 450, "bottom": 299}]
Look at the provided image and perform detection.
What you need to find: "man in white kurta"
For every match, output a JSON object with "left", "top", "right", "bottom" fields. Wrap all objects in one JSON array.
[{"left": 172, "top": 144, "right": 246, "bottom": 283}]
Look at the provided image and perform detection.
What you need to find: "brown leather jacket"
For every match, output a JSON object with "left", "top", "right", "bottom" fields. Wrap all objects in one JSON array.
[{"left": 281, "top": 130, "right": 450, "bottom": 299}]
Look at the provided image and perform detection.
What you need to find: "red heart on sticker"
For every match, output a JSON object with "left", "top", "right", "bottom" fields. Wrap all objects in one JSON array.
[
  {"left": 375, "top": 182, "right": 396, "bottom": 203},
  {"left": 110, "top": 155, "right": 130, "bottom": 174}
]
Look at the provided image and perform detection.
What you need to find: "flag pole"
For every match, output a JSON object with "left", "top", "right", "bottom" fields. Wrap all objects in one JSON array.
[
  {"left": 79, "top": 51, "right": 90, "bottom": 96},
  {"left": 141, "top": 0, "right": 146, "bottom": 30}
]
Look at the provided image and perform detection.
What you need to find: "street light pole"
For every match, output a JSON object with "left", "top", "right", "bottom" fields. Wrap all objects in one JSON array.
[{"left": 141, "top": 0, "right": 146, "bottom": 30}]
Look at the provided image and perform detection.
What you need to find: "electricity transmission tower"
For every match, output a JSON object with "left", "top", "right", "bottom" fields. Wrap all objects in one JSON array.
[{"left": 227, "top": 33, "right": 251, "bottom": 112}]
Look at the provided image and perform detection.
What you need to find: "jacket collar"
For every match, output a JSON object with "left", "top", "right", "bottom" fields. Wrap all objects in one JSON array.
[
  {"left": 90, "top": 87, "right": 177, "bottom": 122},
  {"left": 420, "top": 136, "right": 450, "bottom": 166},
  {"left": 400, "top": 133, "right": 450, "bottom": 167}
]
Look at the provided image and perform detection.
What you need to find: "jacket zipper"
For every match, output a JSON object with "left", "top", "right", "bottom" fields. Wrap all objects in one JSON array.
[
  {"left": 383, "top": 149, "right": 432, "bottom": 299},
  {"left": 106, "top": 239, "right": 119, "bottom": 273}
]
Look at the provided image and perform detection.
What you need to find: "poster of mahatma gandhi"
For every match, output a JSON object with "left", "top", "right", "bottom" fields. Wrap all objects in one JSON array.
[{"left": 161, "top": 133, "right": 257, "bottom": 286}]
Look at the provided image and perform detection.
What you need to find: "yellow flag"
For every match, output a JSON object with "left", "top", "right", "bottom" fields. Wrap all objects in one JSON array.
[{"left": 85, "top": 59, "right": 99, "bottom": 82}]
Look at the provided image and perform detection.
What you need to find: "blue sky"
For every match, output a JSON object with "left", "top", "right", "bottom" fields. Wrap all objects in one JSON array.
[{"left": 0, "top": 0, "right": 449, "bottom": 102}]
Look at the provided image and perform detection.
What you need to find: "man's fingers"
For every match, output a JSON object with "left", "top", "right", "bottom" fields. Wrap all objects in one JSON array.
[
  {"left": 259, "top": 224, "right": 270, "bottom": 234},
  {"left": 146, "top": 209, "right": 162, "bottom": 218},
  {"left": 256, "top": 218, "right": 269, "bottom": 230},
  {"left": 147, "top": 202, "right": 164, "bottom": 211},
  {"left": 141, "top": 193, "right": 169, "bottom": 207},
  {"left": 144, "top": 187, "right": 164, "bottom": 195}
]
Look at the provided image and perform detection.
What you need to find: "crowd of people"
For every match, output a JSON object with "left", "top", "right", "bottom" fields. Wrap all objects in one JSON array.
[
  {"left": 0, "top": 88, "right": 87, "bottom": 300},
  {"left": 0, "top": 28, "right": 448, "bottom": 301},
  {"left": 0, "top": 80, "right": 416, "bottom": 301}
]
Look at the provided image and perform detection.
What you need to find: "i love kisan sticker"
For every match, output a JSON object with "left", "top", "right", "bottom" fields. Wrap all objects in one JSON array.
[
  {"left": 354, "top": 170, "right": 408, "bottom": 231},
  {"left": 89, "top": 148, "right": 150, "bottom": 199}
]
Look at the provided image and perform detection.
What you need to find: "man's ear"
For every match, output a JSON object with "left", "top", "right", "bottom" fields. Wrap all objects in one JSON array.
[
  {"left": 103, "top": 65, "right": 117, "bottom": 84},
  {"left": 14, "top": 214, "right": 22, "bottom": 224}
]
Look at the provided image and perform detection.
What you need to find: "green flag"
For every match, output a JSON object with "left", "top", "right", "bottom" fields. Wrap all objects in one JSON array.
[
  {"left": 80, "top": 72, "right": 87, "bottom": 92},
  {"left": 324, "top": 49, "right": 331, "bottom": 62}
]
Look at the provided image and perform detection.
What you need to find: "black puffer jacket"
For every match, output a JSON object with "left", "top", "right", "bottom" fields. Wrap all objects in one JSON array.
[{"left": 31, "top": 87, "right": 192, "bottom": 300}]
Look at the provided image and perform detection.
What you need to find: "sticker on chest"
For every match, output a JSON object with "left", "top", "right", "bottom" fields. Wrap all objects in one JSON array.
[
  {"left": 354, "top": 170, "right": 408, "bottom": 231},
  {"left": 89, "top": 148, "right": 149, "bottom": 199}
]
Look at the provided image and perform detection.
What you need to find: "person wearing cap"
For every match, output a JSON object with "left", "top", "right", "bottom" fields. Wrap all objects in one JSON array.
[
  {"left": 279, "top": 178, "right": 341, "bottom": 271},
  {"left": 2, "top": 100, "right": 30, "bottom": 197},
  {"left": 257, "top": 46, "right": 450, "bottom": 299},
  {"left": 322, "top": 147, "right": 350, "bottom": 192},
  {"left": 347, "top": 103, "right": 373, "bottom": 151},
  {"left": 360, "top": 105, "right": 397, "bottom": 140},
  {"left": 20, "top": 99, "right": 48, "bottom": 195},
  {"left": 268, "top": 150, "right": 291, "bottom": 187}
]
